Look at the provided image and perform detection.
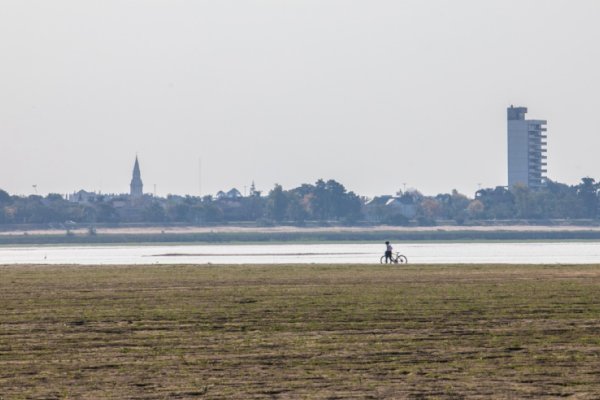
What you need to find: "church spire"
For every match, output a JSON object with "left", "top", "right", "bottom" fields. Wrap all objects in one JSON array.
[{"left": 130, "top": 156, "right": 143, "bottom": 199}]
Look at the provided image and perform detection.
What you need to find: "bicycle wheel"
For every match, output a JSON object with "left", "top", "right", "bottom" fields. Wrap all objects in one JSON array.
[
  {"left": 380, "top": 255, "right": 386, "bottom": 264},
  {"left": 397, "top": 255, "right": 408, "bottom": 264}
]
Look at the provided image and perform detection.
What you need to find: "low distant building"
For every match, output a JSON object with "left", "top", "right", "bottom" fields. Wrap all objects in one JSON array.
[
  {"left": 216, "top": 188, "right": 242, "bottom": 200},
  {"left": 365, "top": 195, "right": 393, "bottom": 208},
  {"left": 68, "top": 190, "right": 100, "bottom": 203},
  {"left": 110, "top": 198, "right": 129, "bottom": 209},
  {"left": 364, "top": 194, "right": 417, "bottom": 222},
  {"left": 384, "top": 197, "right": 417, "bottom": 218}
]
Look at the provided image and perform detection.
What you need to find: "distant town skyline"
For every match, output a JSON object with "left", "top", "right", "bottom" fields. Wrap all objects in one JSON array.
[{"left": 2, "top": 1, "right": 600, "bottom": 197}]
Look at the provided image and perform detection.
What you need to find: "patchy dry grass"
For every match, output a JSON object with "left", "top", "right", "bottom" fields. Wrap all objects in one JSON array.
[{"left": 1, "top": 264, "right": 600, "bottom": 399}]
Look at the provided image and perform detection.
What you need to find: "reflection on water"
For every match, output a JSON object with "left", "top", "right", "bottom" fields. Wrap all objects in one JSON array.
[{"left": 1, "top": 242, "right": 600, "bottom": 265}]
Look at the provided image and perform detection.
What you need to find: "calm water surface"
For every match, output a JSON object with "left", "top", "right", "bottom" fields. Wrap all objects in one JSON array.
[{"left": 1, "top": 242, "right": 600, "bottom": 264}]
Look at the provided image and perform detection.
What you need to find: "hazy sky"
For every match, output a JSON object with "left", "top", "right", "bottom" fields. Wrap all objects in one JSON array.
[{"left": 2, "top": 1, "right": 599, "bottom": 197}]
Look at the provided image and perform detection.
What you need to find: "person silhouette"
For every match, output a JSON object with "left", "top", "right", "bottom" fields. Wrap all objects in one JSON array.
[{"left": 384, "top": 241, "right": 393, "bottom": 263}]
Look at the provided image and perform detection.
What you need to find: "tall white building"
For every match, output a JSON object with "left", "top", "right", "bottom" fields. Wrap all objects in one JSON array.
[{"left": 507, "top": 106, "right": 547, "bottom": 189}]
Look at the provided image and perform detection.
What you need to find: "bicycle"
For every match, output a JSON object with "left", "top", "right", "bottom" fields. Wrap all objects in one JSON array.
[{"left": 380, "top": 252, "right": 408, "bottom": 264}]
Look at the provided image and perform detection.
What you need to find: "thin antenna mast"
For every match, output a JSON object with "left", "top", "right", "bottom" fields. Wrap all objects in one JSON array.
[{"left": 198, "top": 157, "right": 202, "bottom": 197}]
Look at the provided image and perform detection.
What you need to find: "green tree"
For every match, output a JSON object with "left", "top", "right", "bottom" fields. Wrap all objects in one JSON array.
[
  {"left": 512, "top": 184, "right": 537, "bottom": 219},
  {"left": 0, "top": 189, "right": 10, "bottom": 205},
  {"left": 266, "top": 184, "right": 288, "bottom": 222},
  {"left": 475, "top": 187, "right": 515, "bottom": 219},
  {"left": 143, "top": 202, "right": 166, "bottom": 222},
  {"left": 467, "top": 199, "right": 484, "bottom": 218},
  {"left": 576, "top": 177, "right": 599, "bottom": 218},
  {"left": 309, "top": 179, "right": 362, "bottom": 221},
  {"left": 94, "top": 203, "right": 118, "bottom": 222},
  {"left": 285, "top": 192, "right": 309, "bottom": 223},
  {"left": 166, "top": 203, "right": 192, "bottom": 222}
]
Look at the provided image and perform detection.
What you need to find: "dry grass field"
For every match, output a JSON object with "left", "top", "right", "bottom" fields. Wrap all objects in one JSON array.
[{"left": 2, "top": 263, "right": 600, "bottom": 399}]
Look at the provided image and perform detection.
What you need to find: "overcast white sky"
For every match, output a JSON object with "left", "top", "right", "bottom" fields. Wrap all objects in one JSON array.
[{"left": 2, "top": 1, "right": 599, "bottom": 198}]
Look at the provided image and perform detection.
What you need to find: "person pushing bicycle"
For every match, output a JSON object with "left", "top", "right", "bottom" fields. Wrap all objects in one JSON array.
[
  {"left": 380, "top": 242, "right": 408, "bottom": 264},
  {"left": 384, "top": 241, "right": 393, "bottom": 264}
]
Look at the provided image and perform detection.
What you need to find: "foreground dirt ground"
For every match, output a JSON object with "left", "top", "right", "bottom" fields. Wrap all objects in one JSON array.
[{"left": 1, "top": 264, "right": 600, "bottom": 399}]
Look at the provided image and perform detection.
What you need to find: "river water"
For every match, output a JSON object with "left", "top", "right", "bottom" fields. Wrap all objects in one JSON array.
[{"left": 1, "top": 242, "right": 600, "bottom": 265}]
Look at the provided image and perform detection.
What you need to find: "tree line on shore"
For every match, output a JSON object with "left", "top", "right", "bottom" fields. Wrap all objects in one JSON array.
[{"left": 1, "top": 177, "right": 600, "bottom": 226}]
